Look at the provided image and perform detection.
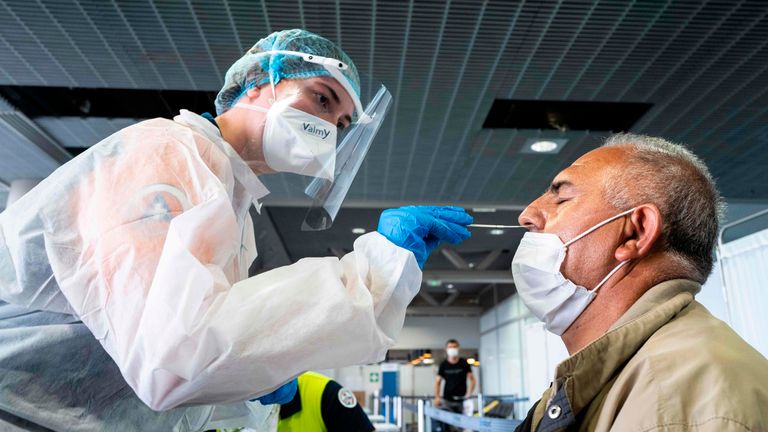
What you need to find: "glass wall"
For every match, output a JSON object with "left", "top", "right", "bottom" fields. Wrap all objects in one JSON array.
[{"left": 479, "top": 294, "right": 568, "bottom": 416}]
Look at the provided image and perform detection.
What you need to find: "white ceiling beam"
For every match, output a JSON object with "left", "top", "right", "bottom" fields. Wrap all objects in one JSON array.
[
  {"left": 0, "top": 97, "right": 70, "bottom": 166},
  {"left": 440, "top": 248, "right": 470, "bottom": 270},
  {"left": 406, "top": 306, "right": 482, "bottom": 317},
  {"left": 422, "top": 270, "right": 514, "bottom": 285}
]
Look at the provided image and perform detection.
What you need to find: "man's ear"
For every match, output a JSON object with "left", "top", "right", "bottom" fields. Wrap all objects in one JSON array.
[{"left": 615, "top": 204, "right": 662, "bottom": 262}]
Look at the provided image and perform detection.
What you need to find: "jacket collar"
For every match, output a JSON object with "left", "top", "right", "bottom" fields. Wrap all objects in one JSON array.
[
  {"left": 173, "top": 109, "right": 270, "bottom": 211},
  {"left": 533, "top": 279, "right": 700, "bottom": 431}
]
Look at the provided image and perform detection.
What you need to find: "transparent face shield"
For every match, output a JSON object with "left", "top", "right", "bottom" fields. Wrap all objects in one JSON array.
[{"left": 252, "top": 50, "right": 393, "bottom": 231}]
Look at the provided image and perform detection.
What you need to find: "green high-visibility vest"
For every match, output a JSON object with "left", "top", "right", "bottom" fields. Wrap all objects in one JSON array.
[{"left": 278, "top": 372, "right": 332, "bottom": 432}]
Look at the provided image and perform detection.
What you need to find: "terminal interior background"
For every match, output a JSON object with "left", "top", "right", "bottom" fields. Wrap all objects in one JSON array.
[{"left": 1, "top": 0, "right": 767, "bottom": 423}]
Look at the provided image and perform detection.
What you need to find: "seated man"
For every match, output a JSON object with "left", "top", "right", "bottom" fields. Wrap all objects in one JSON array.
[
  {"left": 277, "top": 371, "right": 374, "bottom": 432},
  {"left": 513, "top": 133, "right": 768, "bottom": 431}
]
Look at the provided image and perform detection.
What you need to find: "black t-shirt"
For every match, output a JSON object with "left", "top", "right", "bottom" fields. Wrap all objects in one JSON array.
[{"left": 438, "top": 358, "right": 472, "bottom": 401}]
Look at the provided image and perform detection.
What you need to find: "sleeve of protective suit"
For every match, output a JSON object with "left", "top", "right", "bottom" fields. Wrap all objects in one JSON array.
[
  {"left": 41, "top": 123, "right": 421, "bottom": 412},
  {"left": 136, "top": 208, "right": 419, "bottom": 411}
]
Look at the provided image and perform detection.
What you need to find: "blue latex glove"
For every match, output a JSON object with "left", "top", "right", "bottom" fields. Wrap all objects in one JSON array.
[
  {"left": 377, "top": 206, "right": 473, "bottom": 269},
  {"left": 253, "top": 378, "right": 298, "bottom": 405}
]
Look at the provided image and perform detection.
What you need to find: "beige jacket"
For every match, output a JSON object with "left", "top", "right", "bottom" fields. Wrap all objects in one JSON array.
[{"left": 524, "top": 279, "right": 768, "bottom": 432}]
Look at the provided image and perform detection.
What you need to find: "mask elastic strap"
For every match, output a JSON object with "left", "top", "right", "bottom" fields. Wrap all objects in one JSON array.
[
  {"left": 590, "top": 260, "right": 630, "bottom": 293},
  {"left": 564, "top": 207, "right": 637, "bottom": 248},
  {"left": 268, "top": 73, "right": 277, "bottom": 103},
  {"left": 234, "top": 103, "right": 269, "bottom": 113}
]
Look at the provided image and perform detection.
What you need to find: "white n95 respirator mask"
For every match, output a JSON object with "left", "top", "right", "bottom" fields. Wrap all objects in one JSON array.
[
  {"left": 511, "top": 207, "right": 636, "bottom": 335},
  {"left": 236, "top": 98, "right": 337, "bottom": 181}
]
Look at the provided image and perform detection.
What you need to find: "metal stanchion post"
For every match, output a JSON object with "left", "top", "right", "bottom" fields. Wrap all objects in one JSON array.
[
  {"left": 477, "top": 393, "right": 484, "bottom": 417},
  {"left": 374, "top": 394, "right": 380, "bottom": 416},
  {"left": 393, "top": 397, "right": 398, "bottom": 426},
  {"left": 385, "top": 396, "right": 391, "bottom": 424},
  {"left": 398, "top": 397, "right": 406, "bottom": 432},
  {"left": 425, "top": 400, "right": 432, "bottom": 431},
  {"left": 417, "top": 399, "right": 425, "bottom": 432}
]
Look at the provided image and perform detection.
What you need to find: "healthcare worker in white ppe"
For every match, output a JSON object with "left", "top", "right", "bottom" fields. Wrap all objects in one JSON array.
[{"left": 0, "top": 29, "right": 473, "bottom": 431}]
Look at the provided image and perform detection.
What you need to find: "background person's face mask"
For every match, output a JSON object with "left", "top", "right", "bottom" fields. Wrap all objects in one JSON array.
[
  {"left": 236, "top": 91, "right": 337, "bottom": 181},
  {"left": 511, "top": 207, "right": 636, "bottom": 335},
  {"left": 446, "top": 347, "right": 459, "bottom": 358}
]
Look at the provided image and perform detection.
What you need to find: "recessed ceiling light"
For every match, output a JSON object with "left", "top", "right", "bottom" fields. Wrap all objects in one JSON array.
[
  {"left": 531, "top": 140, "right": 558, "bottom": 152},
  {"left": 489, "top": 229, "right": 505, "bottom": 235},
  {"left": 446, "top": 284, "right": 454, "bottom": 289},
  {"left": 351, "top": 227, "right": 366, "bottom": 234},
  {"left": 521, "top": 138, "right": 568, "bottom": 154}
]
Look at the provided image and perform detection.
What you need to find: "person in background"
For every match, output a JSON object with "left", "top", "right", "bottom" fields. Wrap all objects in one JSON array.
[
  {"left": 277, "top": 371, "right": 374, "bottom": 432},
  {"left": 434, "top": 339, "right": 476, "bottom": 431}
]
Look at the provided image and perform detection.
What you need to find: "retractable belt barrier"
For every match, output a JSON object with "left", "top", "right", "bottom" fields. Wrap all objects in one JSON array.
[
  {"left": 399, "top": 398, "right": 521, "bottom": 432},
  {"left": 423, "top": 405, "right": 521, "bottom": 432}
]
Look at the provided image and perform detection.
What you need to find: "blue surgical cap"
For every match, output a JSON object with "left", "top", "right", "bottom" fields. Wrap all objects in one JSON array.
[{"left": 215, "top": 29, "right": 360, "bottom": 115}]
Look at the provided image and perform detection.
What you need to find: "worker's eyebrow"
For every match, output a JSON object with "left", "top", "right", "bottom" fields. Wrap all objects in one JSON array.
[
  {"left": 546, "top": 180, "right": 573, "bottom": 195},
  {"left": 320, "top": 82, "right": 340, "bottom": 104}
]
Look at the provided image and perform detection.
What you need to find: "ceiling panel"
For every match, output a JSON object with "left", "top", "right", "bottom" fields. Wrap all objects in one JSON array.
[
  {"left": 0, "top": 95, "right": 66, "bottom": 183},
  {"left": 35, "top": 116, "right": 142, "bottom": 148},
  {"left": 0, "top": 0, "right": 765, "bottom": 205},
  {"left": 0, "top": 181, "right": 8, "bottom": 211},
  {"left": 0, "top": 118, "right": 61, "bottom": 183}
]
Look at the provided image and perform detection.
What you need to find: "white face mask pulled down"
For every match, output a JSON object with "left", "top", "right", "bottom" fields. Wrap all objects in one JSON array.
[
  {"left": 511, "top": 208, "right": 636, "bottom": 335},
  {"left": 236, "top": 88, "right": 337, "bottom": 181}
]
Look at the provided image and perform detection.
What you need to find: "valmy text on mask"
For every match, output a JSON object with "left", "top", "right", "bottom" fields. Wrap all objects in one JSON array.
[
  {"left": 235, "top": 100, "right": 337, "bottom": 181},
  {"left": 302, "top": 123, "right": 332, "bottom": 140}
]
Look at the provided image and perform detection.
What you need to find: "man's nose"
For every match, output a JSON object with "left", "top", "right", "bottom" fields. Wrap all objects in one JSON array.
[{"left": 518, "top": 202, "right": 545, "bottom": 232}]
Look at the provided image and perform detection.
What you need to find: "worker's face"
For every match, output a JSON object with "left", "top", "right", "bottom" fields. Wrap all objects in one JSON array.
[
  {"left": 287, "top": 76, "right": 355, "bottom": 130},
  {"left": 517, "top": 146, "right": 631, "bottom": 289},
  {"left": 235, "top": 76, "right": 355, "bottom": 167}
]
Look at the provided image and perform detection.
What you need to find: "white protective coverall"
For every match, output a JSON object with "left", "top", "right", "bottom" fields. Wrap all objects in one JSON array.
[{"left": 0, "top": 110, "right": 421, "bottom": 431}]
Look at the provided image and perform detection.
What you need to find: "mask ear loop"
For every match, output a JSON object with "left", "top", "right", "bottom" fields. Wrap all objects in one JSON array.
[
  {"left": 268, "top": 72, "right": 277, "bottom": 105},
  {"left": 590, "top": 260, "right": 630, "bottom": 293},
  {"left": 561, "top": 207, "right": 637, "bottom": 293},
  {"left": 564, "top": 207, "right": 638, "bottom": 248}
]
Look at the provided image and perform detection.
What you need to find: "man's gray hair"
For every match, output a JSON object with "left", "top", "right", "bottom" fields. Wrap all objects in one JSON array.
[{"left": 602, "top": 133, "right": 725, "bottom": 282}]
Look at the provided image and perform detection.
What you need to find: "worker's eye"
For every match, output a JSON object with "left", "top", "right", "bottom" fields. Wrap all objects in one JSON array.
[{"left": 315, "top": 92, "right": 331, "bottom": 112}]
